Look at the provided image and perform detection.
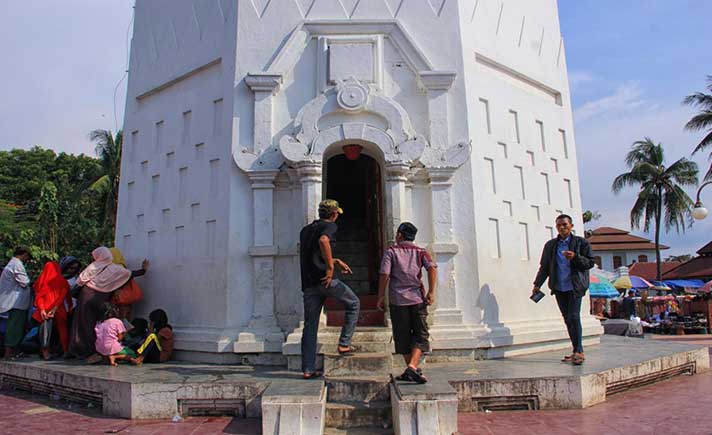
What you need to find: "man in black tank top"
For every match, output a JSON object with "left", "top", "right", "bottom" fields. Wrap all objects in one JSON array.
[{"left": 299, "top": 199, "right": 360, "bottom": 379}]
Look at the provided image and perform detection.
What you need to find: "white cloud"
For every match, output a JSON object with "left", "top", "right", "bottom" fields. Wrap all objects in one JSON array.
[
  {"left": 568, "top": 70, "right": 594, "bottom": 89},
  {"left": 574, "top": 82, "right": 646, "bottom": 123},
  {"left": 575, "top": 101, "right": 711, "bottom": 257}
]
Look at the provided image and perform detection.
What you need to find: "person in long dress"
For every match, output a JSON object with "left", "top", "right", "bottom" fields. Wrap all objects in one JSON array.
[{"left": 68, "top": 247, "right": 148, "bottom": 359}]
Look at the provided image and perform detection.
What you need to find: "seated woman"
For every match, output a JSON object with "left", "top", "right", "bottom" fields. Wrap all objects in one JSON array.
[
  {"left": 33, "top": 260, "right": 76, "bottom": 359},
  {"left": 132, "top": 309, "right": 173, "bottom": 365},
  {"left": 69, "top": 247, "right": 148, "bottom": 358},
  {"left": 94, "top": 304, "right": 136, "bottom": 366}
]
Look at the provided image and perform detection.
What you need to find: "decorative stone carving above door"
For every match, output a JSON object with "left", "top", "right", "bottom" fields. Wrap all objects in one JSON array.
[{"left": 279, "top": 78, "right": 427, "bottom": 166}]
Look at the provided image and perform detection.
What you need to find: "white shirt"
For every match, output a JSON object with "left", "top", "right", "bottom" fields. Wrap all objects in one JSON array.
[{"left": 0, "top": 257, "right": 31, "bottom": 313}]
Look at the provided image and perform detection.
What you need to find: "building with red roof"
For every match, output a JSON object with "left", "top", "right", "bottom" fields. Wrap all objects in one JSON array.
[
  {"left": 585, "top": 227, "right": 669, "bottom": 272},
  {"left": 629, "top": 261, "right": 682, "bottom": 282},
  {"left": 663, "top": 241, "right": 712, "bottom": 281}
]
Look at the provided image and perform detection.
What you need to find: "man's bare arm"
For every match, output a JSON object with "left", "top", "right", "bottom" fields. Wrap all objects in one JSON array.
[
  {"left": 377, "top": 273, "right": 389, "bottom": 311},
  {"left": 426, "top": 267, "right": 437, "bottom": 305},
  {"left": 319, "top": 235, "right": 335, "bottom": 287}
]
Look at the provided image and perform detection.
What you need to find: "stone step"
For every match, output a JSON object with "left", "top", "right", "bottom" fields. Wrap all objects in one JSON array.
[
  {"left": 316, "top": 340, "right": 391, "bottom": 354},
  {"left": 326, "top": 376, "right": 391, "bottom": 403},
  {"left": 326, "top": 295, "right": 380, "bottom": 310},
  {"left": 324, "top": 352, "right": 393, "bottom": 377},
  {"left": 327, "top": 309, "right": 385, "bottom": 327},
  {"left": 319, "top": 328, "right": 392, "bottom": 343},
  {"left": 325, "top": 401, "right": 392, "bottom": 430},
  {"left": 324, "top": 428, "right": 393, "bottom": 435}
]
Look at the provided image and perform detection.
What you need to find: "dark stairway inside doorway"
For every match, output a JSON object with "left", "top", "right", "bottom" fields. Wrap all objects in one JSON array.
[
  {"left": 327, "top": 218, "right": 384, "bottom": 326},
  {"left": 325, "top": 152, "right": 384, "bottom": 327}
]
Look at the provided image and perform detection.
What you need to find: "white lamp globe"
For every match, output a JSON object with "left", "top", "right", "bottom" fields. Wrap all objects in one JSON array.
[{"left": 692, "top": 204, "right": 708, "bottom": 220}]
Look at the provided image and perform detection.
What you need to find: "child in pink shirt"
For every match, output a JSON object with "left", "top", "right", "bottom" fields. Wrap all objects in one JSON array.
[{"left": 95, "top": 304, "right": 136, "bottom": 366}]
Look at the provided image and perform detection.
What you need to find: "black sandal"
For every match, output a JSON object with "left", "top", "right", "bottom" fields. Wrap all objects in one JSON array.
[{"left": 396, "top": 367, "right": 427, "bottom": 384}]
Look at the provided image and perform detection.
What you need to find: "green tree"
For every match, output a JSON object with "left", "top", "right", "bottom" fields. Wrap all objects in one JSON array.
[
  {"left": 0, "top": 147, "right": 109, "bottom": 274},
  {"left": 89, "top": 129, "right": 122, "bottom": 232},
  {"left": 683, "top": 75, "right": 712, "bottom": 180},
  {"left": 37, "top": 181, "right": 60, "bottom": 253},
  {"left": 582, "top": 210, "right": 602, "bottom": 224},
  {"left": 665, "top": 254, "right": 693, "bottom": 263},
  {"left": 612, "top": 138, "right": 698, "bottom": 281}
]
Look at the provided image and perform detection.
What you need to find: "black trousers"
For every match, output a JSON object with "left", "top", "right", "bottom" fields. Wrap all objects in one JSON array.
[{"left": 554, "top": 291, "right": 583, "bottom": 354}]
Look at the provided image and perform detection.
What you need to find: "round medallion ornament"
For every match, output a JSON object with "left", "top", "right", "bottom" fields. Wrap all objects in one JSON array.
[{"left": 336, "top": 82, "right": 368, "bottom": 112}]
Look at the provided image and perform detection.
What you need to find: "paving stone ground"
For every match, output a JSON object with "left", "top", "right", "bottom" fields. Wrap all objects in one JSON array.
[
  {"left": 459, "top": 335, "right": 712, "bottom": 435},
  {"left": 0, "top": 334, "right": 709, "bottom": 434}
]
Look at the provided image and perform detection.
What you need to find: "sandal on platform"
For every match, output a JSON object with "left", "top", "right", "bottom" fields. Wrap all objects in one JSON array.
[
  {"left": 303, "top": 371, "right": 323, "bottom": 379},
  {"left": 572, "top": 353, "right": 585, "bottom": 366},
  {"left": 396, "top": 367, "right": 427, "bottom": 384}
]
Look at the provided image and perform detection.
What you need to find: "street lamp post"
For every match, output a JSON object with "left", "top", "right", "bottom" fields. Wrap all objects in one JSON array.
[{"left": 692, "top": 181, "right": 712, "bottom": 220}]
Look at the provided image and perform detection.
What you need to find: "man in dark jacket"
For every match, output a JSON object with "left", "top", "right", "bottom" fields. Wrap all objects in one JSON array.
[{"left": 532, "top": 214, "right": 595, "bottom": 365}]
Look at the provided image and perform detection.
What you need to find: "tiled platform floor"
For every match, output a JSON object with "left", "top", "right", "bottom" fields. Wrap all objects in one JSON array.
[{"left": 0, "top": 335, "right": 709, "bottom": 434}]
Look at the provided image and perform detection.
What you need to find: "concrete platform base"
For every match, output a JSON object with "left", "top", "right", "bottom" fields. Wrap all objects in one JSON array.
[
  {"left": 390, "top": 380, "right": 458, "bottom": 435},
  {"left": 0, "top": 336, "right": 707, "bottom": 433},
  {"left": 262, "top": 381, "right": 326, "bottom": 435}
]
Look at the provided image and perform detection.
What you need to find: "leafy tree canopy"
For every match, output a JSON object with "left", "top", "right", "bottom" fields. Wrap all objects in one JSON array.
[{"left": 0, "top": 147, "right": 111, "bottom": 277}]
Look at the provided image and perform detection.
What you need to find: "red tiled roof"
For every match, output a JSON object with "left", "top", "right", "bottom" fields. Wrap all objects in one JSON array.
[
  {"left": 586, "top": 226, "right": 669, "bottom": 251},
  {"left": 629, "top": 262, "right": 682, "bottom": 281},
  {"left": 590, "top": 227, "right": 629, "bottom": 235},
  {"left": 590, "top": 243, "right": 666, "bottom": 251},
  {"left": 697, "top": 241, "right": 712, "bottom": 256},
  {"left": 663, "top": 257, "right": 712, "bottom": 280}
]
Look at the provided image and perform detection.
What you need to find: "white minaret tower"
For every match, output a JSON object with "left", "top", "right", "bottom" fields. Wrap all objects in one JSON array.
[{"left": 117, "top": 0, "right": 602, "bottom": 361}]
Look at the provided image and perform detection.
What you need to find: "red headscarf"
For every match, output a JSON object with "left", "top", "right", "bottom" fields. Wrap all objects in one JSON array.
[{"left": 32, "top": 261, "right": 71, "bottom": 322}]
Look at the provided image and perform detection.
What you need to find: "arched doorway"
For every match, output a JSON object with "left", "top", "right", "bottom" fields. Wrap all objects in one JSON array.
[{"left": 324, "top": 152, "right": 385, "bottom": 326}]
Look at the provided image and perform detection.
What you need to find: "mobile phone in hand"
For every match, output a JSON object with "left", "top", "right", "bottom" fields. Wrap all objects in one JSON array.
[{"left": 530, "top": 290, "right": 545, "bottom": 303}]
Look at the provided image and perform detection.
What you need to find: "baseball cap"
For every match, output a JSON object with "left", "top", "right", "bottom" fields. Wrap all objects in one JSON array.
[{"left": 319, "top": 199, "right": 343, "bottom": 215}]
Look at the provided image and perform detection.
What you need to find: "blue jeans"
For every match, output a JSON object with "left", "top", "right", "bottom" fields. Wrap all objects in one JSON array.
[
  {"left": 301, "top": 279, "right": 360, "bottom": 373},
  {"left": 555, "top": 291, "right": 583, "bottom": 354}
]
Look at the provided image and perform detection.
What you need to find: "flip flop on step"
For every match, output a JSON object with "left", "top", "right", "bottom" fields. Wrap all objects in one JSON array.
[
  {"left": 337, "top": 346, "right": 354, "bottom": 355},
  {"left": 303, "top": 371, "right": 323, "bottom": 379}
]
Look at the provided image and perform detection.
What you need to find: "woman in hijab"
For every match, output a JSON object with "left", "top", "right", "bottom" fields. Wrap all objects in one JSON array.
[
  {"left": 68, "top": 247, "right": 149, "bottom": 358},
  {"left": 33, "top": 260, "right": 75, "bottom": 359},
  {"left": 109, "top": 248, "right": 142, "bottom": 319}
]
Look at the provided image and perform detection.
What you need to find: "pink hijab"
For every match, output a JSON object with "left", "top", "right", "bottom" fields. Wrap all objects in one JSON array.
[{"left": 77, "top": 247, "right": 131, "bottom": 293}]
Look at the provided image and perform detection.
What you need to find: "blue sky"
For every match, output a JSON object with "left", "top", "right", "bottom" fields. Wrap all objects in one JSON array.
[
  {"left": 558, "top": 0, "right": 712, "bottom": 256},
  {"left": 0, "top": 1, "right": 710, "bottom": 256}
]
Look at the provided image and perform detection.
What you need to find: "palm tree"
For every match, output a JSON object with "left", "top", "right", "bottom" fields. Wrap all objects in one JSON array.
[
  {"left": 89, "top": 129, "right": 122, "bottom": 232},
  {"left": 612, "top": 138, "right": 698, "bottom": 281},
  {"left": 683, "top": 75, "right": 712, "bottom": 180}
]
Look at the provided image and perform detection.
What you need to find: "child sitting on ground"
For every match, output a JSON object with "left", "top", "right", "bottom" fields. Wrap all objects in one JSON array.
[
  {"left": 132, "top": 309, "right": 174, "bottom": 365},
  {"left": 94, "top": 304, "right": 137, "bottom": 366},
  {"left": 122, "top": 318, "right": 149, "bottom": 351}
]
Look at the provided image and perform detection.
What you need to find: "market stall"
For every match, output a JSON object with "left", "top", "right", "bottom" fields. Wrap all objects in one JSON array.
[{"left": 638, "top": 279, "right": 710, "bottom": 335}]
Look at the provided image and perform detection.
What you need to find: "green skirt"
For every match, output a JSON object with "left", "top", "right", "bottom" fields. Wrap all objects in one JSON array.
[{"left": 4, "top": 309, "right": 28, "bottom": 348}]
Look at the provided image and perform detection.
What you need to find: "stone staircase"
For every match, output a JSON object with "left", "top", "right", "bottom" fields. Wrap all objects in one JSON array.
[{"left": 322, "top": 328, "right": 394, "bottom": 433}]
